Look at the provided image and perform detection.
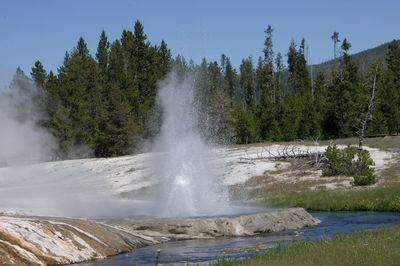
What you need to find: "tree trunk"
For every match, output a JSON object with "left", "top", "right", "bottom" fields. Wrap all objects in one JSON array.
[{"left": 359, "top": 65, "right": 378, "bottom": 150}]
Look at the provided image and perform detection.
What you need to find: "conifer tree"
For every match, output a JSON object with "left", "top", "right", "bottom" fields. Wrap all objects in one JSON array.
[
  {"left": 159, "top": 40, "right": 172, "bottom": 76},
  {"left": 381, "top": 40, "right": 400, "bottom": 134},
  {"left": 257, "top": 25, "right": 277, "bottom": 140},
  {"left": 96, "top": 30, "right": 110, "bottom": 75},
  {"left": 331, "top": 32, "right": 340, "bottom": 60},
  {"left": 275, "top": 52, "right": 284, "bottom": 99},
  {"left": 240, "top": 57, "right": 255, "bottom": 107},
  {"left": 108, "top": 40, "right": 124, "bottom": 81},
  {"left": 221, "top": 54, "right": 236, "bottom": 100},
  {"left": 77, "top": 37, "right": 90, "bottom": 58},
  {"left": 326, "top": 38, "right": 359, "bottom": 138},
  {"left": 31, "top": 61, "right": 47, "bottom": 88},
  {"left": 9, "top": 68, "right": 38, "bottom": 122},
  {"left": 262, "top": 25, "right": 275, "bottom": 101}
]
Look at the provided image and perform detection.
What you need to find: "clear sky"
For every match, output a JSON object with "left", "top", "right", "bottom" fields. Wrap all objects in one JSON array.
[{"left": 1, "top": 0, "right": 399, "bottom": 88}]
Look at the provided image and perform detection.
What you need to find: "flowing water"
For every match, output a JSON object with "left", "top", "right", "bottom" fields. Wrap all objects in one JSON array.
[{"left": 78, "top": 212, "right": 400, "bottom": 265}]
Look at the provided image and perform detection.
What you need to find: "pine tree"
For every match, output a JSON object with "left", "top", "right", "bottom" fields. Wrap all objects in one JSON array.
[
  {"left": 381, "top": 40, "right": 400, "bottom": 134},
  {"left": 77, "top": 37, "right": 90, "bottom": 58},
  {"left": 95, "top": 82, "right": 138, "bottom": 157},
  {"left": 257, "top": 25, "right": 277, "bottom": 140},
  {"left": 287, "top": 39, "right": 310, "bottom": 95},
  {"left": 240, "top": 57, "right": 255, "bottom": 107},
  {"left": 9, "top": 68, "right": 38, "bottom": 122},
  {"left": 56, "top": 38, "right": 101, "bottom": 154},
  {"left": 159, "top": 40, "right": 171, "bottom": 76},
  {"left": 96, "top": 30, "right": 110, "bottom": 75},
  {"left": 262, "top": 25, "right": 275, "bottom": 101},
  {"left": 275, "top": 52, "right": 284, "bottom": 99},
  {"left": 232, "top": 102, "right": 257, "bottom": 144},
  {"left": 281, "top": 95, "right": 300, "bottom": 141},
  {"left": 42, "top": 71, "right": 74, "bottom": 158},
  {"left": 108, "top": 40, "right": 124, "bottom": 81},
  {"left": 206, "top": 87, "right": 232, "bottom": 143},
  {"left": 221, "top": 54, "right": 236, "bottom": 100},
  {"left": 31, "top": 61, "right": 47, "bottom": 88},
  {"left": 326, "top": 38, "right": 359, "bottom": 138},
  {"left": 284, "top": 39, "right": 313, "bottom": 139},
  {"left": 331, "top": 32, "right": 340, "bottom": 60}
]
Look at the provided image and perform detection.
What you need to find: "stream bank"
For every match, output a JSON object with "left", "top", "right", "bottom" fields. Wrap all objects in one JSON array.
[{"left": 0, "top": 208, "right": 317, "bottom": 265}]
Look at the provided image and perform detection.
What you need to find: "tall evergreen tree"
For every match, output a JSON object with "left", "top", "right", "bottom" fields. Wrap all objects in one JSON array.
[
  {"left": 31, "top": 61, "right": 47, "bottom": 88},
  {"left": 381, "top": 40, "right": 400, "bottom": 134},
  {"left": 326, "top": 38, "right": 359, "bottom": 138},
  {"left": 275, "top": 52, "right": 284, "bottom": 99},
  {"left": 96, "top": 30, "right": 110, "bottom": 75},
  {"left": 221, "top": 54, "right": 236, "bottom": 100},
  {"left": 77, "top": 37, "right": 90, "bottom": 58},
  {"left": 9, "top": 68, "right": 37, "bottom": 122},
  {"left": 159, "top": 40, "right": 171, "bottom": 76},
  {"left": 287, "top": 39, "right": 311, "bottom": 95},
  {"left": 108, "top": 40, "right": 124, "bottom": 81},
  {"left": 240, "top": 57, "right": 255, "bottom": 107},
  {"left": 258, "top": 25, "right": 277, "bottom": 140},
  {"left": 331, "top": 32, "right": 340, "bottom": 60},
  {"left": 262, "top": 25, "right": 275, "bottom": 101}
]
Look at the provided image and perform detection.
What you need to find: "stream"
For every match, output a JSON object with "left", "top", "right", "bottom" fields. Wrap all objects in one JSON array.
[{"left": 78, "top": 212, "right": 400, "bottom": 265}]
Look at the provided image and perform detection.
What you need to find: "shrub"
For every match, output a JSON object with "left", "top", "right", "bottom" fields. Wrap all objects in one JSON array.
[
  {"left": 322, "top": 144, "right": 357, "bottom": 176},
  {"left": 322, "top": 145, "right": 343, "bottom": 176},
  {"left": 322, "top": 145, "right": 376, "bottom": 186},
  {"left": 352, "top": 150, "right": 376, "bottom": 186}
]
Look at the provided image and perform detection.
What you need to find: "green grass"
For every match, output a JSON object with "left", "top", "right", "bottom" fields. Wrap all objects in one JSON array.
[
  {"left": 263, "top": 156, "right": 400, "bottom": 212},
  {"left": 214, "top": 225, "right": 400, "bottom": 266},
  {"left": 266, "top": 183, "right": 400, "bottom": 212}
]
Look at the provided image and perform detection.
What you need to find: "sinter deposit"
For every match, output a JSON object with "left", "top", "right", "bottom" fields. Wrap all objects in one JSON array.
[
  {"left": 105, "top": 208, "right": 320, "bottom": 240},
  {"left": 0, "top": 208, "right": 319, "bottom": 265}
]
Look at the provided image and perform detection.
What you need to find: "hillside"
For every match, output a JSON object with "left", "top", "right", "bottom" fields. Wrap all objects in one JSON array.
[
  {"left": 277, "top": 41, "right": 393, "bottom": 94},
  {"left": 311, "top": 41, "right": 392, "bottom": 76}
]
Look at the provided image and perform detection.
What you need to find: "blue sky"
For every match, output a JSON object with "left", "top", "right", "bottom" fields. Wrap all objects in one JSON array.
[{"left": 1, "top": 0, "right": 399, "bottom": 88}]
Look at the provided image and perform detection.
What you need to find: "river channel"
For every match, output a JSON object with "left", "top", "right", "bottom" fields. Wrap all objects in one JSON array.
[{"left": 77, "top": 212, "right": 400, "bottom": 265}]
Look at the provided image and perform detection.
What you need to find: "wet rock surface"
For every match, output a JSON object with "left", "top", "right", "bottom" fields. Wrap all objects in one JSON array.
[
  {"left": 0, "top": 208, "right": 319, "bottom": 265},
  {"left": 104, "top": 208, "right": 320, "bottom": 241},
  {"left": 0, "top": 216, "right": 152, "bottom": 265}
]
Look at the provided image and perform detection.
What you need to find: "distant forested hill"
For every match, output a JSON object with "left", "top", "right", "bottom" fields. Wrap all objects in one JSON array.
[
  {"left": 278, "top": 41, "right": 393, "bottom": 94},
  {"left": 311, "top": 41, "right": 392, "bottom": 76}
]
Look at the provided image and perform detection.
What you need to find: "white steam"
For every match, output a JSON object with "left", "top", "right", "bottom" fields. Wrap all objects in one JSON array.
[
  {"left": 0, "top": 71, "right": 102, "bottom": 218},
  {"left": 150, "top": 72, "right": 229, "bottom": 217},
  {"left": 0, "top": 72, "right": 56, "bottom": 166}
]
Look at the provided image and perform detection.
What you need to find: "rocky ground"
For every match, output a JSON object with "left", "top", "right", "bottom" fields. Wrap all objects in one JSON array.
[
  {"left": 0, "top": 216, "right": 151, "bottom": 265},
  {"left": 104, "top": 208, "right": 320, "bottom": 240},
  {"left": 230, "top": 143, "right": 396, "bottom": 198}
]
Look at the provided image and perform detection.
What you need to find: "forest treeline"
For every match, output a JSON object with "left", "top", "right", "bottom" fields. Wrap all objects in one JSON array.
[{"left": 8, "top": 20, "right": 400, "bottom": 158}]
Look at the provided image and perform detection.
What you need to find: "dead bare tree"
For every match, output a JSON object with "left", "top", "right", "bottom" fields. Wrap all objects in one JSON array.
[
  {"left": 358, "top": 63, "right": 380, "bottom": 150},
  {"left": 239, "top": 144, "right": 325, "bottom": 163}
]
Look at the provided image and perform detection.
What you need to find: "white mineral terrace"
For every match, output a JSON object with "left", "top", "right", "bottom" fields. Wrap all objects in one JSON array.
[
  {"left": 0, "top": 144, "right": 393, "bottom": 217},
  {"left": 0, "top": 143, "right": 395, "bottom": 265}
]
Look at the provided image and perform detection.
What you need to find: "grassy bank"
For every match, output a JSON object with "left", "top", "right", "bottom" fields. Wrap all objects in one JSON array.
[
  {"left": 266, "top": 183, "right": 400, "bottom": 212},
  {"left": 258, "top": 141, "right": 400, "bottom": 212},
  {"left": 215, "top": 225, "right": 400, "bottom": 266}
]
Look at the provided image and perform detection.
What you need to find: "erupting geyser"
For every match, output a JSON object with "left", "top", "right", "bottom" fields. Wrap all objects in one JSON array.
[{"left": 152, "top": 72, "right": 229, "bottom": 217}]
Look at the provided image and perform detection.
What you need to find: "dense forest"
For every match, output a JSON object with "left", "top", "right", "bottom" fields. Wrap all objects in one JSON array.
[{"left": 7, "top": 20, "right": 400, "bottom": 159}]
